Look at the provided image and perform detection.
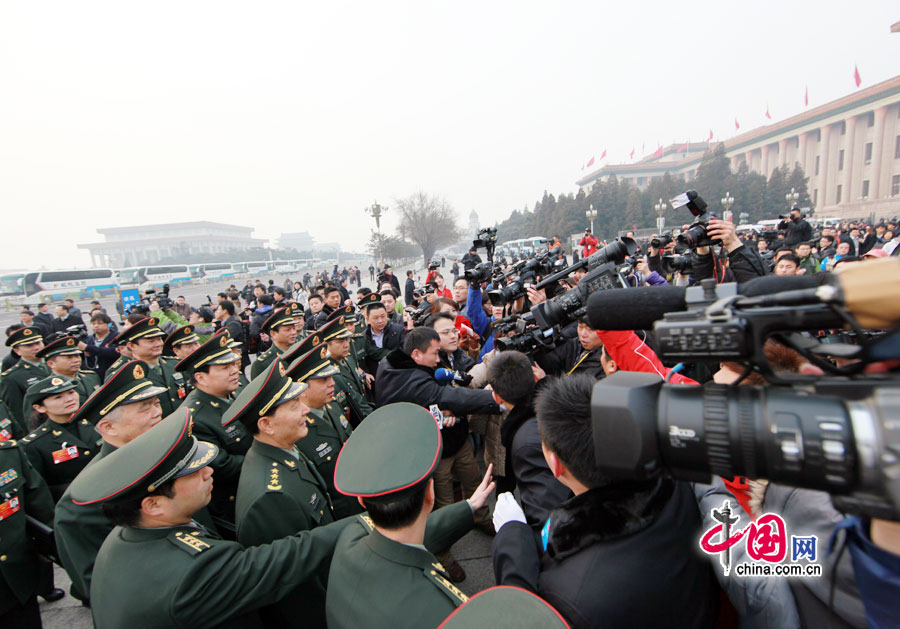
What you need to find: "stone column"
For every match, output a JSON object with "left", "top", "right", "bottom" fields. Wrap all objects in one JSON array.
[
  {"left": 870, "top": 106, "right": 888, "bottom": 198},
  {"left": 760, "top": 145, "right": 771, "bottom": 177},
  {"left": 778, "top": 138, "right": 789, "bottom": 167},
  {"left": 820, "top": 124, "right": 832, "bottom": 206},
  {"left": 841, "top": 115, "right": 857, "bottom": 203},
  {"left": 797, "top": 132, "right": 808, "bottom": 173},
  {"left": 745, "top": 150, "right": 754, "bottom": 171},
  {"left": 730, "top": 155, "right": 740, "bottom": 171}
]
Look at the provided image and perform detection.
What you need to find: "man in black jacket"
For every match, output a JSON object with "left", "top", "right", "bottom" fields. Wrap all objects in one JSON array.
[
  {"left": 53, "top": 304, "right": 83, "bottom": 333},
  {"left": 492, "top": 374, "right": 718, "bottom": 629},
  {"left": 404, "top": 270, "right": 415, "bottom": 306},
  {"left": 777, "top": 207, "right": 813, "bottom": 248},
  {"left": 34, "top": 303, "right": 56, "bottom": 334},
  {"left": 461, "top": 247, "right": 482, "bottom": 271},
  {"left": 534, "top": 316, "right": 606, "bottom": 380},
  {"left": 487, "top": 351, "right": 570, "bottom": 532},
  {"left": 690, "top": 217, "right": 768, "bottom": 284},
  {"left": 362, "top": 300, "right": 406, "bottom": 376}
]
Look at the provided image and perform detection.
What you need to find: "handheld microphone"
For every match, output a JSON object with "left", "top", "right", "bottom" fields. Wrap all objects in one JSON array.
[{"left": 434, "top": 368, "right": 455, "bottom": 384}]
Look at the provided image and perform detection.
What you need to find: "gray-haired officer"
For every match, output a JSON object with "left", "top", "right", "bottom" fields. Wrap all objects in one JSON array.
[
  {"left": 326, "top": 403, "right": 495, "bottom": 629},
  {"left": 227, "top": 357, "right": 335, "bottom": 627},
  {"left": 68, "top": 409, "right": 354, "bottom": 628}
]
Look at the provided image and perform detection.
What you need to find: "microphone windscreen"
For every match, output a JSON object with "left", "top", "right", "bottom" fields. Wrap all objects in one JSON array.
[{"left": 586, "top": 286, "right": 687, "bottom": 330}]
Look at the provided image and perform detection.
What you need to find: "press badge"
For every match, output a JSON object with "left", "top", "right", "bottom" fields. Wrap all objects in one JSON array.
[
  {"left": 52, "top": 444, "right": 80, "bottom": 464},
  {"left": 0, "top": 495, "right": 20, "bottom": 521},
  {"left": 428, "top": 405, "right": 444, "bottom": 430}
]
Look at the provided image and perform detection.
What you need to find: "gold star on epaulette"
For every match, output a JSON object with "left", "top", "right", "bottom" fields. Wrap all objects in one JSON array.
[{"left": 266, "top": 466, "right": 282, "bottom": 491}]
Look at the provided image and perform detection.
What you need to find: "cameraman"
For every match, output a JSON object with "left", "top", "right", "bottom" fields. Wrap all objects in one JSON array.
[
  {"left": 778, "top": 206, "right": 813, "bottom": 247},
  {"left": 461, "top": 247, "right": 482, "bottom": 271},
  {"left": 492, "top": 374, "right": 718, "bottom": 628},
  {"left": 690, "top": 217, "right": 768, "bottom": 283},
  {"left": 578, "top": 229, "right": 598, "bottom": 258}
]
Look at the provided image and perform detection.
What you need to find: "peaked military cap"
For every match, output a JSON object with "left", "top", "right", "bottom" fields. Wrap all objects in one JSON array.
[
  {"left": 316, "top": 316, "right": 352, "bottom": 342},
  {"left": 261, "top": 307, "right": 294, "bottom": 334},
  {"left": 438, "top": 586, "right": 570, "bottom": 628},
  {"left": 69, "top": 409, "right": 218, "bottom": 505},
  {"left": 221, "top": 357, "right": 307, "bottom": 429},
  {"left": 36, "top": 335, "right": 82, "bottom": 359},
  {"left": 285, "top": 302, "right": 305, "bottom": 320},
  {"left": 23, "top": 375, "right": 78, "bottom": 414},
  {"left": 6, "top": 325, "right": 44, "bottom": 348},
  {"left": 116, "top": 317, "right": 166, "bottom": 344},
  {"left": 357, "top": 292, "right": 382, "bottom": 311},
  {"left": 280, "top": 331, "right": 325, "bottom": 365},
  {"left": 70, "top": 360, "right": 168, "bottom": 424},
  {"left": 327, "top": 304, "right": 358, "bottom": 323},
  {"left": 333, "top": 402, "right": 442, "bottom": 504},
  {"left": 163, "top": 325, "right": 199, "bottom": 356},
  {"left": 285, "top": 343, "right": 340, "bottom": 382},
  {"left": 174, "top": 331, "right": 239, "bottom": 373}
]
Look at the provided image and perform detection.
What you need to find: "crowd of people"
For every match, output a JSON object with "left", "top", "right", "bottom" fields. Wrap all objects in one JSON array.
[{"left": 0, "top": 207, "right": 898, "bottom": 628}]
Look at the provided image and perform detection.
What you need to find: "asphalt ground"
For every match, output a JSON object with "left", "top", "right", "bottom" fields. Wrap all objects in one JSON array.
[{"left": 32, "top": 260, "right": 499, "bottom": 627}]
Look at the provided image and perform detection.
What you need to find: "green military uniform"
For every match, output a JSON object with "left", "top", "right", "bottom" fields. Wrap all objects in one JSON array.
[
  {"left": 20, "top": 376, "right": 100, "bottom": 501},
  {"left": 36, "top": 336, "right": 102, "bottom": 408},
  {"left": 53, "top": 359, "right": 169, "bottom": 603},
  {"left": 0, "top": 438, "right": 55, "bottom": 627},
  {"left": 285, "top": 344, "right": 360, "bottom": 518},
  {"left": 326, "top": 403, "right": 477, "bottom": 629},
  {"left": 0, "top": 399, "right": 18, "bottom": 441},
  {"left": 440, "top": 586, "right": 569, "bottom": 628},
  {"left": 114, "top": 317, "right": 188, "bottom": 415},
  {"left": 318, "top": 316, "right": 373, "bottom": 426},
  {"left": 249, "top": 308, "right": 295, "bottom": 379},
  {"left": 103, "top": 353, "right": 130, "bottom": 380},
  {"left": 175, "top": 332, "right": 249, "bottom": 519},
  {"left": 69, "top": 379, "right": 353, "bottom": 628},
  {"left": 0, "top": 326, "right": 49, "bottom": 436}
]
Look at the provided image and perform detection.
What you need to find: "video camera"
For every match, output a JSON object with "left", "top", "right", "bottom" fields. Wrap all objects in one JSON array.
[
  {"left": 141, "top": 283, "right": 174, "bottom": 310},
  {"left": 651, "top": 232, "right": 674, "bottom": 249},
  {"left": 672, "top": 190, "right": 718, "bottom": 249},
  {"left": 494, "top": 312, "right": 559, "bottom": 355},
  {"left": 472, "top": 227, "right": 498, "bottom": 252},
  {"left": 585, "top": 259, "right": 900, "bottom": 519},
  {"left": 660, "top": 254, "right": 693, "bottom": 276},
  {"left": 487, "top": 246, "right": 564, "bottom": 307},
  {"left": 464, "top": 261, "right": 494, "bottom": 286},
  {"left": 46, "top": 323, "right": 89, "bottom": 344}
]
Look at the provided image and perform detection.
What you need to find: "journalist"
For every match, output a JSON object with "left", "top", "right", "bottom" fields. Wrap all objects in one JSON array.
[{"left": 690, "top": 217, "right": 768, "bottom": 283}]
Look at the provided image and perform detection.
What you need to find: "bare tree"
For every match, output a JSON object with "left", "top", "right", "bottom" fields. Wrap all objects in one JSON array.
[{"left": 394, "top": 191, "right": 460, "bottom": 264}]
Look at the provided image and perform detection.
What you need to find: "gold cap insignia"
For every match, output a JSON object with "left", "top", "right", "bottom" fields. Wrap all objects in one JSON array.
[
  {"left": 313, "top": 335, "right": 320, "bottom": 345},
  {"left": 66, "top": 338, "right": 75, "bottom": 346},
  {"left": 187, "top": 416, "right": 194, "bottom": 437},
  {"left": 320, "top": 346, "right": 328, "bottom": 359},
  {"left": 51, "top": 377, "right": 64, "bottom": 386},
  {"left": 339, "top": 316, "right": 345, "bottom": 325},
  {"left": 183, "top": 327, "right": 191, "bottom": 335},
  {"left": 148, "top": 318, "right": 156, "bottom": 325},
  {"left": 23, "top": 329, "right": 32, "bottom": 336},
  {"left": 220, "top": 335, "right": 228, "bottom": 347},
  {"left": 133, "top": 364, "right": 145, "bottom": 379},
  {"left": 278, "top": 361, "right": 286, "bottom": 377}
]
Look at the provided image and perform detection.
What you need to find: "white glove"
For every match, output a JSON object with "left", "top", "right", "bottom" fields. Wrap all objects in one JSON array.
[{"left": 492, "top": 492, "right": 527, "bottom": 533}]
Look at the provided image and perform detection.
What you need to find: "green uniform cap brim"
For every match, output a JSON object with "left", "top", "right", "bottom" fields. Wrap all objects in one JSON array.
[
  {"left": 284, "top": 344, "right": 341, "bottom": 382},
  {"left": 174, "top": 331, "right": 240, "bottom": 372},
  {"left": 6, "top": 326, "right": 44, "bottom": 348},
  {"left": 70, "top": 360, "right": 168, "bottom": 424},
  {"left": 171, "top": 334, "right": 200, "bottom": 347},
  {"left": 23, "top": 376, "right": 78, "bottom": 412},
  {"left": 333, "top": 402, "right": 442, "bottom": 504},
  {"left": 221, "top": 358, "right": 307, "bottom": 428},
  {"left": 281, "top": 333, "right": 324, "bottom": 365},
  {"left": 118, "top": 317, "right": 166, "bottom": 344},
  {"left": 262, "top": 309, "right": 295, "bottom": 334},
  {"left": 69, "top": 410, "right": 219, "bottom": 505},
  {"left": 317, "top": 317, "right": 353, "bottom": 341},
  {"left": 438, "top": 586, "right": 570, "bottom": 628}
]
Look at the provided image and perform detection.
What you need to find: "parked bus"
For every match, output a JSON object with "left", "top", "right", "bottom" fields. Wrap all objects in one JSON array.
[
  {"left": 0, "top": 272, "right": 25, "bottom": 298},
  {"left": 118, "top": 265, "right": 191, "bottom": 289},
  {"left": 19, "top": 268, "right": 119, "bottom": 303},
  {"left": 500, "top": 236, "right": 550, "bottom": 258},
  {"left": 245, "top": 261, "right": 269, "bottom": 276},
  {"left": 198, "top": 263, "right": 236, "bottom": 280}
]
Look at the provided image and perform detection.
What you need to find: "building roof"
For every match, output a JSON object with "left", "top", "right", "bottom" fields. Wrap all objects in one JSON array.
[
  {"left": 577, "top": 73, "right": 900, "bottom": 187},
  {"left": 96, "top": 221, "right": 254, "bottom": 235},
  {"left": 78, "top": 234, "right": 266, "bottom": 251}
]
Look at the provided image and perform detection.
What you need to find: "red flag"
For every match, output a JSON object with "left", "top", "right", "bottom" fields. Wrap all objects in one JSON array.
[
  {"left": 586, "top": 156, "right": 595, "bottom": 167},
  {"left": 651, "top": 145, "right": 663, "bottom": 159},
  {"left": 600, "top": 149, "right": 607, "bottom": 160},
  {"left": 734, "top": 118, "right": 740, "bottom": 130},
  {"left": 765, "top": 105, "right": 771, "bottom": 120},
  {"left": 581, "top": 163, "right": 585, "bottom": 171},
  {"left": 804, "top": 85, "right": 808, "bottom": 106},
  {"left": 853, "top": 64, "right": 861, "bottom": 88},
  {"left": 676, "top": 141, "right": 688, "bottom": 154},
  {"left": 707, "top": 129, "right": 714, "bottom": 142},
  {"left": 630, "top": 148, "right": 635, "bottom": 159}
]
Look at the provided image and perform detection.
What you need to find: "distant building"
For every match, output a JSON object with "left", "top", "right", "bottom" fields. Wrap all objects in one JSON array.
[
  {"left": 316, "top": 242, "right": 341, "bottom": 254},
  {"left": 78, "top": 221, "right": 267, "bottom": 268},
  {"left": 577, "top": 74, "right": 900, "bottom": 221},
  {"left": 468, "top": 210, "right": 480, "bottom": 235},
  {"left": 278, "top": 232, "right": 316, "bottom": 251}
]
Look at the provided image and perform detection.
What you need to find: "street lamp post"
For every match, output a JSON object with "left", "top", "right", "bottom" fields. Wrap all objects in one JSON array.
[
  {"left": 365, "top": 201, "right": 388, "bottom": 266},
  {"left": 785, "top": 187, "right": 799, "bottom": 209},
  {"left": 721, "top": 191, "right": 735, "bottom": 221},
  {"left": 653, "top": 197, "right": 666, "bottom": 232},
  {"left": 585, "top": 204, "right": 597, "bottom": 234}
]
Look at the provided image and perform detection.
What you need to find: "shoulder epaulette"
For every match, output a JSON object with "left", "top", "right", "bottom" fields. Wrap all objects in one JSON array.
[
  {"left": 426, "top": 568, "right": 469, "bottom": 605},
  {"left": 0, "top": 439, "right": 17, "bottom": 448},
  {"left": 1, "top": 368, "right": 11, "bottom": 377},
  {"left": 167, "top": 530, "right": 213, "bottom": 556},
  {"left": 357, "top": 513, "right": 375, "bottom": 532},
  {"left": 265, "top": 461, "right": 283, "bottom": 492}
]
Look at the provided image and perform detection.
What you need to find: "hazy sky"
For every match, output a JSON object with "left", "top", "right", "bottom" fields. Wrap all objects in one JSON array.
[{"left": 1, "top": 1, "right": 897, "bottom": 269}]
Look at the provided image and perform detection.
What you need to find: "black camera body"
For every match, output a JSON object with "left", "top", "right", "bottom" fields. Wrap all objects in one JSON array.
[
  {"left": 464, "top": 261, "right": 493, "bottom": 286},
  {"left": 47, "top": 323, "right": 89, "bottom": 344},
  {"left": 671, "top": 190, "right": 719, "bottom": 249},
  {"left": 487, "top": 247, "right": 563, "bottom": 307},
  {"left": 651, "top": 232, "right": 673, "bottom": 249},
  {"left": 142, "top": 283, "right": 173, "bottom": 310},
  {"left": 472, "top": 227, "right": 498, "bottom": 252},
  {"left": 660, "top": 254, "right": 693, "bottom": 276}
]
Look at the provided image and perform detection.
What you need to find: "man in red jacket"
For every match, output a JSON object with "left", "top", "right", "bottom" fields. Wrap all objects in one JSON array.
[{"left": 578, "top": 229, "right": 599, "bottom": 257}]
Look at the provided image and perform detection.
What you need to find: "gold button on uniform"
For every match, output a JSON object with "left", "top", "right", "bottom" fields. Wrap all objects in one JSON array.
[{"left": 0, "top": 555, "right": 7, "bottom": 562}]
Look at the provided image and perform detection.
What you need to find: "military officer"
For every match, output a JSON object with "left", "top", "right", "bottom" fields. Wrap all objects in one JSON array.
[
  {"left": 328, "top": 304, "right": 366, "bottom": 372},
  {"left": 226, "top": 357, "right": 334, "bottom": 628},
  {"left": 227, "top": 338, "right": 250, "bottom": 394},
  {"left": 163, "top": 324, "right": 201, "bottom": 361},
  {"left": 68, "top": 393, "right": 353, "bottom": 628},
  {"left": 318, "top": 316, "right": 373, "bottom": 427},
  {"left": 115, "top": 317, "right": 187, "bottom": 415},
  {"left": 250, "top": 307, "right": 298, "bottom": 379},
  {"left": 175, "top": 331, "right": 247, "bottom": 520},
  {"left": 439, "top": 586, "right": 570, "bottom": 628},
  {"left": 0, "top": 437, "right": 55, "bottom": 628},
  {"left": 35, "top": 336, "right": 101, "bottom": 408},
  {"left": 286, "top": 344, "right": 360, "bottom": 518},
  {"left": 286, "top": 301, "right": 307, "bottom": 339},
  {"left": 326, "top": 403, "right": 495, "bottom": 629},
  {"left": 0, "top": 326, "right": 48, "bottom": 437},
  {"left": 20, "top": 377, "right": 101, "bottom": 501}
]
